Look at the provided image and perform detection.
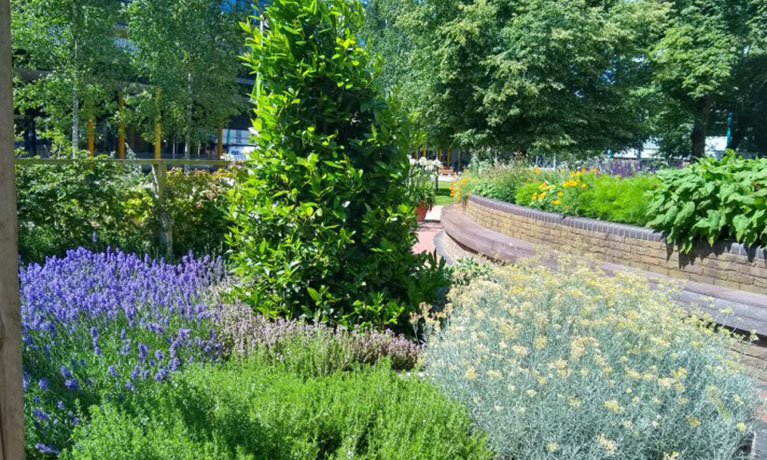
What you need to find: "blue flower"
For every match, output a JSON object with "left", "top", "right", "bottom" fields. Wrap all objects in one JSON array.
[{"left": 35, "top": 443, "right": 59, "bottom": 455}]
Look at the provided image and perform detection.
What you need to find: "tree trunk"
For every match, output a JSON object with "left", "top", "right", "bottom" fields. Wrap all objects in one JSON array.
[
  {"left": 184, "top": 72, "right": 192, "bottom": 169},
  {"left": 0, "top": 0, "right": 26, "bottom": 456},
  {"left": 727, "top": 115, "right": 744, "bottom": 151},
  {"left": 71, "top": 83, "right": 79, "bottom": 157},
  {"left": 691, "top": 95, "right": 713, "bottom": 159}
]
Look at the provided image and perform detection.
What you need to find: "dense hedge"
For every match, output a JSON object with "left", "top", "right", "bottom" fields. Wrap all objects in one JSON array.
[
  {"left": 229, "top": 0, "right": 446, "bottom": 331},
  {"left": 16, "top": 155, "right": 239, "bottom": 262}
]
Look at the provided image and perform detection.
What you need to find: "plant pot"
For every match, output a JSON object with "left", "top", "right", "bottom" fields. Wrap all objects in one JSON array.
[{"left": 416, "top": 203, "right": 430, "bottom": 222}]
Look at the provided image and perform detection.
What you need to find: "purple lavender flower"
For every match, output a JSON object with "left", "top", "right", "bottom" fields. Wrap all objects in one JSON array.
[
  {"left": 35, "top": 443, "right": 59, "bottom": 455},
  {"left": 20, "top": 248, "right": 224, "bottom": 454},
  {"left": 138, "top": 343, "right": 149, "bottom": 363},
  {"left": 33, "top": 409, "right": 50, "bottom": 422}
]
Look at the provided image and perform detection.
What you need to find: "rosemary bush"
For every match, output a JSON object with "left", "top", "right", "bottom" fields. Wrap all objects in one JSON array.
[{"left": 426, "top": 259, "right": 760, "bottom": 460}]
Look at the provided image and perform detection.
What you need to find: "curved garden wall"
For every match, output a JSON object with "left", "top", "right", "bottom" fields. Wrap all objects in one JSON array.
[{"left": 459, "top": 195, "right": 767, "bottom": 296}]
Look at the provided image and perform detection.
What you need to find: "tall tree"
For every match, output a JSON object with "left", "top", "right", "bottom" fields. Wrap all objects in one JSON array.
[
  {"left": 366, "top": 0, "right": 667, "bottom": 159},
  {"left": 651, "top": 0, "right": 750, "bottom": 158},
  {"left": 126, "top": 0, "right": 246, "bottom": 158},
  {"left": 11, "top": 0, "right": 126, "bottom": 154}
]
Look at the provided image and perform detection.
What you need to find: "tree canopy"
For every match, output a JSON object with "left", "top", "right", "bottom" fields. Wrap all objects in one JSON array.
[{"left": 364, "top": 0, "right": 767, "bottom": 159}]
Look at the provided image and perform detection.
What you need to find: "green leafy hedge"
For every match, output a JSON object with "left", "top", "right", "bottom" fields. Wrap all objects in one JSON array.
[
  {"left": 16, "top": 154, "right": 239, "bottom": 262},
  {"left": 647, "top": 152, "right": 767, "bottom": 252}
]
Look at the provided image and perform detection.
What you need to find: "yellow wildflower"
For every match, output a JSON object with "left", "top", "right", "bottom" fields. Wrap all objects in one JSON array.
[
  {"left": 486, "top": 370, "right": 502, "bottom": 379},
  {"left": 737, "top": 422, "right": 747, "bottom": 433},
  {"left": 663, "top": 452, "right": 680, "bottom": 460},
  {"left": 464, "top": 367, "right": 478, "bottom": 381},
  {"left": 534, "top": 336, "right": 547, "bottom": 350},
  {"left": 552, "top": 199, "right": 561, "bottom": 205},
  {"left": 546, "top": 442, "right": 558, "bottom": 453},
  {"left": 688, "top": 416, "right": 701, "bottom": 428},
  {"left": 604, "top": 400, "right": 623, "bottom": 413},
  {"left": 596, "top": 434, "right": 617, "bottom": 456},
  {"left": 512, "top": 345, "right": 530, "bottom": 356},
  {"left": 526, "top": 389, "right": 538, "bottom": 398},
  {"left": 568, "top": 396, "right": 582, "bottom": 408}
]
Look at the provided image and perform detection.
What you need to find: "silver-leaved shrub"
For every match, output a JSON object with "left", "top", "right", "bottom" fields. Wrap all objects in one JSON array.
[{"left": 425, "top": 259, "right": 760, "bottom": 460}]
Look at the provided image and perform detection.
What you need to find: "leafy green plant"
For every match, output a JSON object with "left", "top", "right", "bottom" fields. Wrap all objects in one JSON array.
[
  {"left": 229, "top": 0, "right": 446, "bottom": 331},
  {"left": 513, "top": 169, "right": 657, "bottom": 226},
  {"left": 63, "top": 357, "right": 492, "bottom": 460},
  {"left": 425, "top": 259, "right": 759, "bottom": 460},
  {"left": 648, "top": 151, "right": 767, "bottom": 252},
  {"left": 125, "top": 167, "right": 244, "bottom": 258},
  {"left": 15, "top": 153, "right": 148, "bottom": 261},
  {"left": 408, "top": 158, "right": 440, "bottom": 207}
]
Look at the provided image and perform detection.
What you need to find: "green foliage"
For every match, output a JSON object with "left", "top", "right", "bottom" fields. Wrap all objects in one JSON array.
[
  {"left": 15, "top": 155, "right": 147, "bottom": 261},
  {"left": 229, "top": 0, "right": 446, "bottom": 331},
  {"left": 426, "top": 260, "right": 759, "bottom": 460},
  {"left": 515, "top": 171, "right": 657, "bottom": 227},
  {"left": 365, "top": 0, "right": 665, "bottom": 157},
  {"left": 12, "top": 0, "right": 128, "bottom": 151},
  {"left": 63, "top": 358, "right": 492, "bottom": 460},
  {"left": 16, "top": 158, "right": 238, "bottom": 261},
  {"left": 648, "top": 151, "right": 767, "bottom": 252},
  {"left": 125, "top": 167, "right": 244, "bottom": 258},
  {"left": 125, "top": 0, "right": 247, "bottom": 151}
]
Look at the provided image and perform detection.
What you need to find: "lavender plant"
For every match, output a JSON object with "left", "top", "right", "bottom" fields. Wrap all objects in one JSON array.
[
  {"left": 425, "top": 259, "right": 760, "bottom": 460},
  {"left": 216, "top": 303, "right": 422, "bottom": 372},
  {"left": 21, "top": 248, "right": 224, "bottom": 457}
]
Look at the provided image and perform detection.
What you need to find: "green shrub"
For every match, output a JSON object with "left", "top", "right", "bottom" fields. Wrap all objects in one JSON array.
[
  {"left": 229, "top": 0, "right": 446, "bottom": 330},
  {"left": 16, "top": 154, "right": 240, "bottom": 262},
  {"left": 425, "top": 260, "right": 759, "bottom": 460},
  {"left": 16, "top": 154, "right": 148, "bottom": 261},
  {"left": 64, "top": 358, "right": 492, "bottom": 460},
  {"left": 574, "top": 174, "right": 657, "bottom": 226},
  {"left": 125, "top": 167, "right": 243, "bottom": 258},
  {"left": 648, "top": 151, "right": 767, "bottom": 252}
]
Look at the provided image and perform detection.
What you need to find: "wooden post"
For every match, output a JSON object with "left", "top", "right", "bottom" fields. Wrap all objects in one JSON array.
[
  {"left": 152, "top": 162, "right": 173, "bottom": 261},
  {"left": 87, "top": 118, "right": 95, "bottom": 156},
  {"left": 217, "top": 127, "right": 223, "bottom": 160},
  {"left": 154, "top": 87, "right": 161, "bottom": 160},
  {"left": 117, "top": 93, "right": 125, "bottom": 160},
  {"left": 0, "top": 0, "right": 26, "bottom": 457}
]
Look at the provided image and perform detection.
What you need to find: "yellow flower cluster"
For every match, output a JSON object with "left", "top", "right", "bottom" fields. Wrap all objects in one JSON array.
[
  {"left": 449, "top": 175, "right": 475, "bottom": 200},
  {"left": 424, "top": 254, "right": 758, "bottom": 459}
]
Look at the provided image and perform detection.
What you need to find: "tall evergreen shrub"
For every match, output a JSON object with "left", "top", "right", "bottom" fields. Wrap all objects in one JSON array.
[{"left": 229, "top": 0, "right": 444, "bottom": 330}]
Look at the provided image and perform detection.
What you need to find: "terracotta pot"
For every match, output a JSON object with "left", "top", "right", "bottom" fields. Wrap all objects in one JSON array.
[{"left": 416, "top": 203, "right": 430, "bottom": 222}]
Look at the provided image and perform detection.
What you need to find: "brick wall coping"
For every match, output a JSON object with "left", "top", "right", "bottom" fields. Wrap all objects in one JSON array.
[{"left": 468, "top": 194, "right": 767, "bottom": 261}]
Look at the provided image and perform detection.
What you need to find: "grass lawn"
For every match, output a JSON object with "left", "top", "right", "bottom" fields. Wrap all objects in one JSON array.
[{"left": 434, "top": 180, "right": 454, "bottom": 206}]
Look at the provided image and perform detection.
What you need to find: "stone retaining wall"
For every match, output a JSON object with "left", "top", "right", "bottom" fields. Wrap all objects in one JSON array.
[{"left": 464, "top": 195, "right": 767, "bottom": 295}]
